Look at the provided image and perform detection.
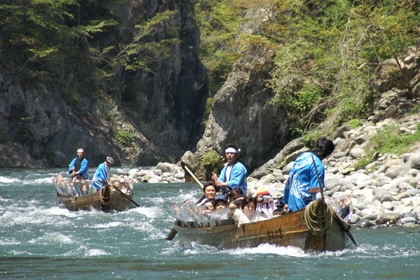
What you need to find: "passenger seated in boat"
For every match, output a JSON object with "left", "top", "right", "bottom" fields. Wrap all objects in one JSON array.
[
  {"left": 196, "top": 181, "right": 217, "bottom": 206},
  {"left": 204, "top": 199, "right": 231, "bottom": 225},
  {"left": 215, "top": 199, "right": 227, "bottom": 210},
  {"left": 226, "top": 188, "right": 244, "bottom": 204},
  {"left": 330, "top": 192, "right": 353, "bottom": 222},
  {"left": 254, "top": 187, "right": 275, "bottom": 221},
  {"left": 228, "top": 197, "right": 252, "bottom": 227},
  {"left": 202, "top": 199, "right": 216, "bottom": 213},
  {"left": 74, "top": 178, "right": 89, "bottom": 195}
]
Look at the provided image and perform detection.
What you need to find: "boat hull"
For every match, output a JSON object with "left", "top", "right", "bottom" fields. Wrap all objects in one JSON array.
[
  {"left": 57, "top": 189, "right": 137, "bottom": 211},
  {"left": 174, "top": 208, "right": 349, "bottom": 251}
]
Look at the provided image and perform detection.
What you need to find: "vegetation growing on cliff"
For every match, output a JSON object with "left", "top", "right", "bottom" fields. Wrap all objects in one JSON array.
[
  {"left": 0, "top": 0, "right": 182, "bottom": 103},
  {"left": 194, "top": 0, "right": 419, "bottom": 136}
]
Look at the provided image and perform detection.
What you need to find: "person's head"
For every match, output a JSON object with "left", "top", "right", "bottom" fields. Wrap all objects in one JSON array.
[
  {"left": 224, "top": 143, "right": 240, "bottom": 165},
  {"left": 105, "top": 156, "right": 115, "bottom": 166},
  {"left": 203, "top": 181, "right": 217, "bottom": 200},
  {"left": 215, "top": 199, "right": 227, "bottom": 210},
  {"left": 311, "top": 137, "right": 335, "bottom": 160},
  {"left": 243, "top": 198, "right": 256, "bottom": 217},
  {"left": 76, "top": 148, "right": 85, "bottom": 159},
  {"left": 204, "top": 199, "right": 215, "bottom": 211},
  {"left": 227, "top": 188, "right": 243, "bottom": 203}
]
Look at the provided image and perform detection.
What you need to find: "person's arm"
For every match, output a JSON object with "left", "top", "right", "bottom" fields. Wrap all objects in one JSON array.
[
  {"left": 213, "top": 167, "right": 228, "bottom": 188},
  {"left": 78, "top": 159, "right": 88, "bottom": 176},
  {"left": 68, "top": 158, "right": 76, "bottom": 174}
]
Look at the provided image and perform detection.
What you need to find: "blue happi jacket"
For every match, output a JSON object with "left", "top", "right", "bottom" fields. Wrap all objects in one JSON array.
[
  {"left": 218, "top": 161, "right": 248, "bottom": 195},
  {"left": 283, "top": 152, "right": 325, "bottom": 212},
  {"left": 91, "top": 162, "right": 109, "bottom": 190}
]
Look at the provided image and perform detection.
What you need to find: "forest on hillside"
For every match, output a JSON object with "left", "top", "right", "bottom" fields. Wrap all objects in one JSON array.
[{"left": 0, "top": 0, "right": 419, "bottom": 142}]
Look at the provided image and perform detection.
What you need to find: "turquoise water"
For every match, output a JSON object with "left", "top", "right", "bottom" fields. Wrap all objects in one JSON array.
[{"left": 0, "top": 169, "right": 419, "bottom": 279}]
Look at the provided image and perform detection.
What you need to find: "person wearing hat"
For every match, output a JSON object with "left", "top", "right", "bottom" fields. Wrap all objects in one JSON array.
[
  {"left": 254, "top": 186, "right": 275, "bottom": 220},
  {"left": 68, "top": 148, "right": 89, "bottom": 180},
  {"left": 283, "top": 136, "right": 335, "bottom": 213},
  {"left": 91, "top": 156, "right": 115, "bottom": 192},
  {"left": 211, "top": 143, "right": 248, "bottom": 195}
]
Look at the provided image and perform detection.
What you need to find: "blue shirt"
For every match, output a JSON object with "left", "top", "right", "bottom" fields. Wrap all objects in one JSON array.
[
  {"left": 218, "top": 161, "right": 248, "bottom": 195},
  {"left": 91, "top": 162, "right": 110, "bottom": 190},
  {"left": 283, "top": 152, "right": 325, "bottom": 212},
  {"left": 68, "top": 157, "right": 89, "bottom": 179}
]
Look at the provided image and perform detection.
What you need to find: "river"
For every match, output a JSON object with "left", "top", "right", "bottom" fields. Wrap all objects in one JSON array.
[{"left": 0, "top": 168, "right": 419, "bottom": 279}]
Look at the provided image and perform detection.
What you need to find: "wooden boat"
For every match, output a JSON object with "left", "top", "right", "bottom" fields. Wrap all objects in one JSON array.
[
  {"left": 173, "top": 198, "right": 356, "bottom": 251},
  {"left": 54, "top": 175, "right": 138, "bottom": 211}
]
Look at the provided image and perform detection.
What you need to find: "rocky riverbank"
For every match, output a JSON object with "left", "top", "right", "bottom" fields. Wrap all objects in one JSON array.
[
  {"left": 118, "top": 112, "right": 420, "bottom": 228},
  {"left": 248, "top": 113, "right": 420, "bottom": 228}
]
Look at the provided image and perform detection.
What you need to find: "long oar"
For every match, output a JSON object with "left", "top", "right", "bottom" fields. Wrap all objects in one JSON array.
[
  {"left": 107, "top": 182, "right": 140, "bottom": 207},
  {"left": 181, "top": 162, "right": 204, "bottom": 189},
  {"left": 311, "top": 155, "right": 358, "bottom": 247}
]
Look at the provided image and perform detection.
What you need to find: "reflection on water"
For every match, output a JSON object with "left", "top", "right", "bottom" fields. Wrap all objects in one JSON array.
[{"left": 0, "top": 169, "right": 419, "bottom": 279}]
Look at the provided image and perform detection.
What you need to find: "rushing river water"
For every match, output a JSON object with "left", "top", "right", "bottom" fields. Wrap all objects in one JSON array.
[{"left": 0, "top": 168, "right": 419, "bottom": 279}]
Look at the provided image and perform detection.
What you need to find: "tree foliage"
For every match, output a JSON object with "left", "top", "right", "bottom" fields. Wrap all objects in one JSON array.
[
  {"left": 265, "top": 0, "right": 419, "bottom": 135},
  {"left": 0, "top": 0, "right": 183, "bottom": 103}
]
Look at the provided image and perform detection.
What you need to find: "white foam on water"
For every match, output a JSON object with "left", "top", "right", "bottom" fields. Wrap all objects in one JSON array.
[
  {"left": 225, "top": 243, "right": 308, "bottom": 258},
  {"left": 350, "top": 242, "right": 420, "bottom": 259},
  {"left": 130, "top": 206, "right": 164, "bottom": 219},
  {"left": 0, "top": 237, "right": 21, "bottom": 246},
  {"left": 29, "top": 232, "right": 74, "bottom": 245},
  {"left": 23, "top": 176, "right": 55, "bottom": 185},
  {"left": 90, "top": 221, "right": 125, "bottom": 229},
  {"left": 86, "top": 248, "right": 109, "bottom": 256},
  {"left": 1, "top": 205, "right": 77, "bottom": 227},
  {"left": 0, "top": 176, "right": 21, "bottom": 184}
]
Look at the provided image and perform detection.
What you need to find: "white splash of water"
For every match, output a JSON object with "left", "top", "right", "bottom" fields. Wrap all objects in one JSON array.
[
  {"left": 225, "top": 243, "right": 308, "bottom": 257},
  {"left": 0, "top": 176, "right": 21, "bottom": 184}
]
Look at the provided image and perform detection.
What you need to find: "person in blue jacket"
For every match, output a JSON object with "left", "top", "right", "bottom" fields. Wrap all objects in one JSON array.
[
  {"left": 283, "top": 137, "right": 335, "bottom": 213},
  {"left": 91, "top": 156, "right": 115, "bottom": 192},
  {"left": 68, "top": 148, "right": 89, "bottom": 179},
  {"left": 212, "top": 144, "right": 248, "bottom": 195}
]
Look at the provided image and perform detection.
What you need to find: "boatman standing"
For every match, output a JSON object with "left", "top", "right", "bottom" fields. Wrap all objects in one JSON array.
[
  {"left": 68, "top": 148, "right": 89, "bottom": 180},
  {"left": 91, "top": 156, "right": 115, "bottom": 192},
  {"left": 211, "top": 144, "right": 248, "bottom": 195},
  {"left": 283, "top": 137, "right": 335, "bottom": 213}
]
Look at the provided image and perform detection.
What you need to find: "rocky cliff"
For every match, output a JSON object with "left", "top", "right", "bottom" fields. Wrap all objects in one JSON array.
[
  {"left": 181, "top": 7, "right": 290, "bottom": 177},
  {"left": 0, "top": 0, "right": 208, "bottom": 168}
]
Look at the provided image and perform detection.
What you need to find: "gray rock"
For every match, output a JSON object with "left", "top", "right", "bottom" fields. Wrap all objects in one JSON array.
[
  {"left": 355, "top": 218, "right": 375, "bottom": 228},
  {"left": 376, "top": 212, "right": 402, "bottom": 225},
  {"left": 410, "top": 153, "right": 420, "bottom": 170},
  {"left": 155, "top": 162, "right": 174, "bottom": 173},
  {"left": 399, "top": 216, "right": 417, "bottom": 225}
]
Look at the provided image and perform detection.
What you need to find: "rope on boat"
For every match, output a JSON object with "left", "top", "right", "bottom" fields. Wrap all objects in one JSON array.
[
  {"left": 304, "top": 198, "right": 334, "bottom": 235},
  {"left": 100, "top": 185, "right": 111, "bottom": 205}
]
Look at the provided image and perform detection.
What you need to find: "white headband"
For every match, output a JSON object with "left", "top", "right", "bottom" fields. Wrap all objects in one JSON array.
[{"left": 225, "top": 147, "right": 239, "bottom": 154}]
